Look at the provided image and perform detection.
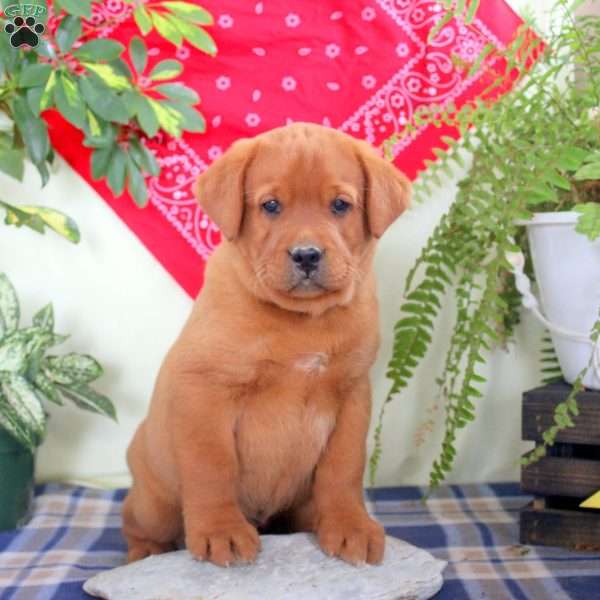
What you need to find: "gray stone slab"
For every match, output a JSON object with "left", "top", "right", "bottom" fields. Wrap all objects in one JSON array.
[{"left": 84, "top": 533, "right": 446, "bottom": 600}]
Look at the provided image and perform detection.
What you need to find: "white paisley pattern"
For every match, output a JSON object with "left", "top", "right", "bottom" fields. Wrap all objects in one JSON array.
[
  {"left": 88, "top": 0, "right": 508, "bottom": 265},
  {"left": 340, "top": 0, "right": 504, "bottom": 155}
]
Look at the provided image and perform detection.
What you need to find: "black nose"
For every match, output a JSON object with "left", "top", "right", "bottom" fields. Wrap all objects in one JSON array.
[{"left": 289, "top": 246, "right": 323, "bottom": 275}]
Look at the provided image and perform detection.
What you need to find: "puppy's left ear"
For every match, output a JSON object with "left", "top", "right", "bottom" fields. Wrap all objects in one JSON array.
[
  {"left": 355, "top": 141, "right": 411, "bottom": 239},
  {"left": 193, "top": 138, "right": 257, "bottom": 241}
]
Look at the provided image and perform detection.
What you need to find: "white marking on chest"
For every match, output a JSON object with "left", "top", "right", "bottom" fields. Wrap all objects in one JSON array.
[
  {"left": 306, "top": 412, "right": 336, "bottom": 453},
  {"left": 294, "top": 352, "right": 330, "bottom": 375}
]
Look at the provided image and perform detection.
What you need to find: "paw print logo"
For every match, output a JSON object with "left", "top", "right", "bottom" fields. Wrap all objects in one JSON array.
[{"left": 5, "top": 16, "right": 45, "bottom": 48}]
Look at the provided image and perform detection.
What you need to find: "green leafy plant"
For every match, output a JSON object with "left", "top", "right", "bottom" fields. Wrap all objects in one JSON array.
[
  {"left": 1, "top": 200, "right": 80, "bottom": 241},
  {"left": 371, "top": 0, "right": 600, "bottom": 491},
  {"left": 126, "top": 0, "right": 216, "bottom": 54},
  {"left": 0, "top": 272, "right": 116, "bottom": 452},
  {"left": 0, "top": 0, "right": 215, "bottom": 208}
]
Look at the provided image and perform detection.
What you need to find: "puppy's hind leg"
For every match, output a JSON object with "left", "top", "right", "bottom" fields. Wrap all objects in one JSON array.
[{"left": 122, "top": 483, "right": 182, "bottom": 563}]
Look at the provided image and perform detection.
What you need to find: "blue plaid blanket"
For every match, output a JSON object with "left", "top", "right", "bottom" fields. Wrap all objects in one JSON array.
[{"left": 0, "top": 482, "right": 599, "bottom": 599}]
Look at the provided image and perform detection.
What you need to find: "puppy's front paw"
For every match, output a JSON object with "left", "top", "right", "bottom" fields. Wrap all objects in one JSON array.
[
  {"left": 317, "top": 512, "right": 385, "bottom": 565},
  {"left": 187, "top": 515, "right": 260, "bottom": 567}
]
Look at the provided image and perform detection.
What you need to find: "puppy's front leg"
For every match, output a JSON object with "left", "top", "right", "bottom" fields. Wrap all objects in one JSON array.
[
  {"left": 312, "top": 378, "right": 385, "bottom": 565},
  {"left": 171, "top": 377, "right": 260, "bottom": 567}
]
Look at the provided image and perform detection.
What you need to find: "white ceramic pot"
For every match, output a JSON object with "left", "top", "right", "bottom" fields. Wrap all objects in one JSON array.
[{"left": 514, "top": 212, "right": 600, "bottom": 389}]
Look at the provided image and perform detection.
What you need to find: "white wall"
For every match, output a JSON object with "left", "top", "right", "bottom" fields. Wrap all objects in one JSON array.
[
  {"left": 0, "top": 0, "right": 555, "bottom": 488},
  {"left": 0, "top": 160, "right": 192, "bottom": 487}
]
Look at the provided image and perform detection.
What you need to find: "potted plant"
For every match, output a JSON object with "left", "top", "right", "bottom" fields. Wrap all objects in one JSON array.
[
  {"left": 0, "top": 0, "right": 217, "bottom": 530},
  {"left": 0, "top": 0, "right": 215, "bottom": 206},
  {"left": 370, "top": 0, "right": 600, "bottom": 489},
  {"left": 0, "top": 272, "right": 116, "bottom": 530}
]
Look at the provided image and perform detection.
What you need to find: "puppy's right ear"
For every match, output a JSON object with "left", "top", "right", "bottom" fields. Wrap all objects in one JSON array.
[{"left": 193, "top": 138, "right": 257, "bottom": 241}]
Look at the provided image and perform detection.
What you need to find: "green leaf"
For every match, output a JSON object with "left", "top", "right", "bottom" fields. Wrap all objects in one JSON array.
[
  {"left": 0, "top": 337, "right": 28, "bottom": 372},
  {"left": 152, "top": 11, "right": 183, "bottom": 46},
  {"left": 154, "top": 83, "right": 199, "bottom": 104},
  {"left": 19, "top": 63, "right": 52, "bottom": 88},
  {"left": 107, "top": 146, "right": 127, "bottom": 196},
  {"left": 150, "top": 99, "right": 183, "bottom": 136},
  {"left": 91, "top": 146, "right": 113, "bottom": 180},
  {"left": 85, "top": 109, "right": 102, "bottom": 138},
  {"left": 526, "top": 182, "right": 558, "bottom": 205},
  {"left": 27, "top": 87, "right": 44, "bottom": 115},
  {"left": 573, "top": 162, "right": 600, "bottom": 181},
  {"left": 58, "top": 383, "right": 117, "bottom": 421},
  {"left": 0, "top": 148, "right": 25, "bottom": 181},
  {"left": 2, "top": 202, "right": 41, "bottom": 234},
  {"left": 130, "top": 36, "right": 148, "bottom": 75},
  {"left": 33, "top": 304, "right": 54, "bottom": 332},
  {"left": 39, "top": 70, "right": 57, "bottom": 113},
  {"left": 0, "top": 274, "right": 19, "bottom": 340},
  {"left": 2, "top": 374, "right": 46, "bottom": 441},
  {"left": 574, "top": 203, "right": 600, "bottom": 241},
  {"left": 54, "top": 72, "right": 87, "bottom": 128},
  {"left": 149, "top": 59, "right": 183, "bottom": 81},
  {"left": 33, "top": 38, "right": 57, "bottom": 61},
  {"left": 133, "top": 6, "right": 153, "bottom": 35},
  {"left": 164, "top": 101, "right": 206, "bottom": 133},
  {"left": 79, "top": 76, "right": 129, "bottom": 124},
  {"left": 12, "top": 96, "right": 50, "bottom": 173},
  {"left": 4, "top": 205, "right": 80, "bottom": 243},
  {"left": 134, "top": 95, "right": 160, "bottom": 137},
  {"left": 167, "top": 14, "right": 216, "bottom": 55},
  {"left": 0, "top": 391, "right": 37, "bottom": 451},
  {"left": 83, "top": 121, "right": 117, "bottom": 149},
  {"left": 543, "top": 169, "right": 571, "bottom": 191},
  {"left": 33, "top": 372, "right": 62, "bottom": 406},
  {"left": 43, "top": 353, "right": 103, "bottom": 385},
  {"left": 56, "top": 15, "right": 82, "bottom": 54},
  {"left": 556, "top": 146, "right": 590, "bottom": 172},
  {"left": 109, "top": 57, "right": 134, "bottom": 81},
  {"left": 59, "top": 0, "right": 93, "bottom": 17},
  {"left": 126, "top": 154, "right": 148, "bottom": 207},
  {"left": 81, "top": 62, "right": 132, "bottom": 91},
  {"left": 467, "top": 43, "right": 495, "bottom": 79},
  {"left": 162, "top": 1, "right": 213, "bottom": 23},
  {"left": 73, "top": 39, "right": 125, "bottom": 62},
  {"left": 0, "top": 23, "right": 18, "bottom": 73},
  {"left": 465, "top": 0, "right": 480, "bottom": 23},
  {"left": 118, "top": 90, "right": 141, "bottom": 118},
  {"left": 129, "top": 138, "right": 160, "bottom": 176}
]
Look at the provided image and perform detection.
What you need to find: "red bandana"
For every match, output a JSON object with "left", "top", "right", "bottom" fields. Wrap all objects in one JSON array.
[{"left": 46, "top": 0, "right": 524, "bottom": 297}]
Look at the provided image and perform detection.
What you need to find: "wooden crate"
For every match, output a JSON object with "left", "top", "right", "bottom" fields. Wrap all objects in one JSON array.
[{"left": 520, "top": 382, "right": 600, "bottom": 550}]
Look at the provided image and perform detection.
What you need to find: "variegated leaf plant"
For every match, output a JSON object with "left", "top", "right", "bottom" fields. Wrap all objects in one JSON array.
[
  {"left": 0, "top": 272, "right": 116, "bottom": 452},
  {"left": 0, "top": 200, "right": 80, "bottom": 242}
]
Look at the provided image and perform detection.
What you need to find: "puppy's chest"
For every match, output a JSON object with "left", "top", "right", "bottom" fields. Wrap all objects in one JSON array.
[
  {"left": 291, "top": 351, "right": 331, "bottom": 376},
  {"left": 254, "top": 349, "right": 342, "bottom": 397},
  {"left": 255, "top": 339, "right": 373, "bottom": 390},
  {"left": 235, "top": 366, "right": 337, "bottom": 519}
]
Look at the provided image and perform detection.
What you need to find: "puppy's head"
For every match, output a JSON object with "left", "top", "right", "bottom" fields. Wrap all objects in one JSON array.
[{"left": 194, "top": 124, "right": 410, "bottom": 314}]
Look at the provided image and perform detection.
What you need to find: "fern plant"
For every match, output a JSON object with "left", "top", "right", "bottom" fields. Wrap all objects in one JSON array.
[
  {"left": 0, "top": 272, "right": 115, "bottom": 452},
  {"left": 372, "top": 0, "right": 600, "bottom": 491}
]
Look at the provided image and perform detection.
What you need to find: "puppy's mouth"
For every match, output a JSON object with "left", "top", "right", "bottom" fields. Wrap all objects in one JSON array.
[
  {"left": 253, "top": 260, "right": 353, "bottom": 303},
  {"left": 288, "top": 275, "right": 329, "bottom": 296}
]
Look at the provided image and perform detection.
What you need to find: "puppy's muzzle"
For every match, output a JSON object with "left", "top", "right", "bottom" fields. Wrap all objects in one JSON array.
[{"left": 288, "top": 245, "right": 323, "bottom": 278}]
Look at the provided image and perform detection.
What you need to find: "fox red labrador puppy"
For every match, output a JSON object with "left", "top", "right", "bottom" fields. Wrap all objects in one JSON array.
[{"left": 122, "top": 123, "right": 410, "bottom": 568}]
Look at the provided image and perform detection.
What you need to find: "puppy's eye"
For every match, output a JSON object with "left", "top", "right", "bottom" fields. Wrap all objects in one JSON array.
[
  {"left": 262, "top": 199, "right": 281, "bottom": 215},
  {"left": 331, "top": 198, "right": 352, "bottom": 216}
]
